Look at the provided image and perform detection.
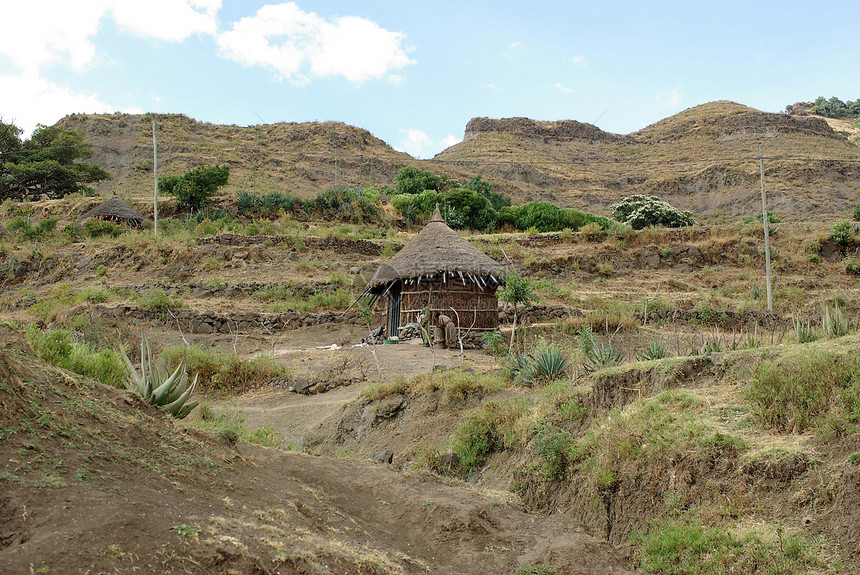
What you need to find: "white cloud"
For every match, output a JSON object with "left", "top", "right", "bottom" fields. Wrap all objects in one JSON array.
[
  {"left": 110, "top": 0, "right": 220, "bottom": 41},
  {"left": 571, "top": 55, "right": 585, "bottom": 66},
  {"left": 396, "top": 128, "right": 434, "bottom": 159},
  {"left": 387, "top": 74, "right": 403, "bottom": 84},
  {"left": 0, "top": 72, "right": 114, "bottom": 137},
  {"left": 661, "top": 88, "right": 683, "bottom": 110},
  {"left": 439, "top": 134, "right": 461, "bottom": 149},
  {"left": 217, "top": 3, "right": 414, "bottom": 83},
  {"left": 485, "top": 83, "right": 498, "bottom": 90},
  {"left": 0, "top": 1, "right": 221, "bottom": 73},
  {"left": 555, "top": 82, "right": 573, "bottom": 94},
  {"left": 510, "top": 41, "right": 522, "bottom": 50}
]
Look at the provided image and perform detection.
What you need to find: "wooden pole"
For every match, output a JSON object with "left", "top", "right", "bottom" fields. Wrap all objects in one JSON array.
[
  {"left": 759, "top": 147, "right": 772, "bottom": 312},
  {"left": 152, "top": 116, "right": 158, "bottom": 236}
]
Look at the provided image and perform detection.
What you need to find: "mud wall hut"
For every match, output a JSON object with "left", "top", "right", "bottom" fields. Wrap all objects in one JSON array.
[{"left": 364, "top": 206, "right": 505, "bottom": 339}]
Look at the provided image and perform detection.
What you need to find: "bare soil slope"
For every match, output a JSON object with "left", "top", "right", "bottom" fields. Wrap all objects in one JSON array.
[{"left": 0, "top": 326, "right": 631, "bottom": 574}]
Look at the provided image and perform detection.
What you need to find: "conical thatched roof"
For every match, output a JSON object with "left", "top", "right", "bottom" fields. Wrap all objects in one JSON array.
[
  {"left": 79, "top": 194, "right": 145, "bottom": 225},
  {"left": 368, "top": 206, "right": 504, "bottom": 290}
]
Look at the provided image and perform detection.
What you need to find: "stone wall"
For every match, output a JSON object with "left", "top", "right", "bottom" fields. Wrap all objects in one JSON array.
[{"left": 91, "top": 304, "right": 365, "bottom": 334}]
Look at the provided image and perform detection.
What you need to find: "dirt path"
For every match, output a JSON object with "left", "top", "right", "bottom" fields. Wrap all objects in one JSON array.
[{"left": 217, "top": 340, "right": 500, "bottom": 448}]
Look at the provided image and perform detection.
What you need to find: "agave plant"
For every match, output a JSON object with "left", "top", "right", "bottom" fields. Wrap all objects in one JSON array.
[
  {"left": 822, "top": 302, "right": 850, "bottom": 338},
  {"left": 793, "top": 317, "right": 817, "bottom": 344},
  {"left": 583, "top": 341, "right": 624, "bottom": 373},
  {"left": 120, "top": 335, "right": 199, "bottom": 418},
  {"left": 504, "top": 352, "right": 535, "bottom": 387},
  {"left": 532, "top": 347, "right": 569, "bottom": 383},
  {"left": 636, "top": 340, "right": 667, "bottom": 361}
]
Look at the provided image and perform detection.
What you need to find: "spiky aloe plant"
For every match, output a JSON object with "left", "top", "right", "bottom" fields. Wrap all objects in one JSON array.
[
  {"left": 822, "top": 302, "right": 850, "bottom": 338},
  {"left": 636, "top": 340, "right": 667, "bottom": 361},
  {"left": 532, "top": 347, "right": 569, "bottom": 383},
  {"left": 583, "top": 341, "right": 624, "bottom": 373},
  {"left": 120, "top": 335, "right": 199, "bottom": 418}
]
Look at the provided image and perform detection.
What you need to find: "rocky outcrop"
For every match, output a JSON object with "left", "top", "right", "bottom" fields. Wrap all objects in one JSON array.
[{"left": 463, "top": 117, "right": 627, "bottom": 144}]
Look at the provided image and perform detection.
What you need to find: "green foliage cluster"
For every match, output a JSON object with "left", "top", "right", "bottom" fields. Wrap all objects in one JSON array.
[
  {"left": 809, "top": 96, "right": 860, "bottom": 119},
  {"left": 746, "top": 348, "right": 860, "bottom": 438},
  {"left": 237, "top": 187, "right": 379, "bottom": 224},
  {"left": 610, "top": 195, "right": 695, "bottom": 230},
  {"left": 504, "top": 347, "right": 570, "bottom": 387},
  {"left": 191, "top": 405, "right": 284, "bottom": 448},
  {"left": 450, "top": 399, "right": 529, "bottom": 473},
  {"left": 162, "top": 345, "right": 288, "bottom": 395},
  {"left": 6, "top": 215, "right": 58, "bottom": 240},
  {"left": 854, "top": 204, "right": 860, "bottom": 222},
  {"left": 391, "top": 166, "right": 605, "bottom": 232},
  {"left": 120, "top": 335, "right": 198, "bottom": 418},
  {"left": 830, "top": 220, "right": 854, "bottom": 246},
  {"left": 82, "top": 219, "right": 124, "bottom": 238},
  {"left": 25, "top": 325, "right": 126, "bottom": 388},
  {"left": 0, "top": 121, "right": 111, "bottom": 200},
  {"left": 631, "top": 518, "right": 829, "bottom": 575},
  {"left": 159, "top": 164, "right": 230, "bottom": 211}
]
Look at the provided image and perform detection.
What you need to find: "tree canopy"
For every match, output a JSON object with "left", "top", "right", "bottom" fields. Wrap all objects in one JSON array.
[
  {"left": 0, "top": 121, "right": 111, "bottom": 200},
  {"left": 159, "top": 164, "right": 230, "bottom": 211}
]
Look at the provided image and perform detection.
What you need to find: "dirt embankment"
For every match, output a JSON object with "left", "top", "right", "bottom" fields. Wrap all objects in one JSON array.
[{"left": 0, "top": 327, "right": 631, "bottom": 574}]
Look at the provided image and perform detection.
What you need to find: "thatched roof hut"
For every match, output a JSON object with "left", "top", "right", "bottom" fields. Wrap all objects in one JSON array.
[
  {"left": 78, "top": 194, "right": 145, "bottom": 227},
  {"left": 365, "top": 206, "right": 505, "bottom": 342}
]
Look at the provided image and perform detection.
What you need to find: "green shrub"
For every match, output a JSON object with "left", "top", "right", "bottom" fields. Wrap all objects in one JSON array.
[
  {"left": 830, "top": 220, "right": 854, "bottom": 246},
  {"left": 610, "top": 195, "right": 695, "bottom": 229},
  {"left": 516, "top": 566, "right": 555, "bottom": 575},
  {"left": 7, "top": 216, "right": 58, "bottom": 240},
  {"left": 83, "top": 219, "right": 124, "bottom": 238},
  {"left": 163, "top": 345, "right": 287, "bottom": 395},
  {"left": 531, "top": 425, "right": 575, "bottom": 479},
  {"left": 854, "top": 204, "right": 860, "bottom": 222},
  {"left": 159, "top": 164, "right": 230, "bottom": 211},
  {"left": 450, "top": 399, "right": 529, "bottom": 473}
]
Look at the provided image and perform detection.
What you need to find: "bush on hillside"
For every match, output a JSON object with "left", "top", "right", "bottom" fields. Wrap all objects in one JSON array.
[
  {"left": 854, "top": 204, "right": 860, "bottom": 222},
  {"left": 610, "top": 195, "right": 695, "bottom": 229}
]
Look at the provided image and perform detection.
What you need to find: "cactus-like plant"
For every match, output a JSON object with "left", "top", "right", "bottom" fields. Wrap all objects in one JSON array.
[
  {"left": 533, "top": 347, "right": 569, "bottom": 382},
  {"left": 636, "top": 340, "right": 667, "bottom": 361},
  {"left": 120, "top": 335, "right": 199, "bottom": 418}
]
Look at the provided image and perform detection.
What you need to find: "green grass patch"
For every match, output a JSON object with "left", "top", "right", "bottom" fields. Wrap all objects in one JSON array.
[
  {"left": 361, "top": 369, "right": 507, "bottom": 404},
  {"left": 745, "top": 348, "right": 860, "bottom": 438},
  {"left": 631, "top": 518, "right": 836, "bottom": 575},
  {"left": 190, "top": 404, "right": 284, "bottom": 449},
  {"left": 25, "top": 326, "right": 126, "bottom": 388},
  {"left": 163, "top": 345, "right": 288, "bottom": 395}
]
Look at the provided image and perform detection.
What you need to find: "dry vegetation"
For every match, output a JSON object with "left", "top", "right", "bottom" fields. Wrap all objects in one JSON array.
[{"left": 2, "top": 102, "right": 860, "bottom": 574}]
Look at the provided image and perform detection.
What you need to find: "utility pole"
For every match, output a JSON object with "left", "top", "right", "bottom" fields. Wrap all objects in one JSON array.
[
  {"left": 759, "top": 147, "right": 772, "bottom": 312},
  {"left": 152, "top": 116, "right": 158, "bottom": 236}
]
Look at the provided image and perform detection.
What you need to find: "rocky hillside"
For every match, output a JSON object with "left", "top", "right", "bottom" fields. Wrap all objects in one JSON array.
[
  {"left": 437, "top": 102, "right": 860, "bottom": 218},
  {"left": 60, "top": 101, "right": 860, "bottom": 219}
]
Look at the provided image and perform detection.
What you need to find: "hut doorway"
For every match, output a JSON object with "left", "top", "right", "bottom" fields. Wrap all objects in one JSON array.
[{"left": 387, "top": 285, "right": 402, "bottom": 338}]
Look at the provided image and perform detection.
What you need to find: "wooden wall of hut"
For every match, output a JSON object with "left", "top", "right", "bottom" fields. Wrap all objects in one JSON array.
[{"left": 397, "top": 279, "right": 499, "bottom": 332}]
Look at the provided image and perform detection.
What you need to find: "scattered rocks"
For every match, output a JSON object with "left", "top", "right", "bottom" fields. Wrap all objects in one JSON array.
[{"left": 371, "top": 450, "right": 394, "bottom": 464}]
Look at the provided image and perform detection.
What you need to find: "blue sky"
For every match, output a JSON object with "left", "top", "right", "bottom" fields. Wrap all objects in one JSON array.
[{"left": 1, "top": 0, "right": 858, "bottom": 158}]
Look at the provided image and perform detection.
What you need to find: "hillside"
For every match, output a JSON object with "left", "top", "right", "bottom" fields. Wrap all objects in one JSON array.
[
  {"left": 0, "top": 325, "right": 631, "bottom": 574},
  {"left": 437, "top": 102, "right": 860, "bottom": 218},
  {"left": 57, "top": 100, "right": 860, "bottom": 221}
]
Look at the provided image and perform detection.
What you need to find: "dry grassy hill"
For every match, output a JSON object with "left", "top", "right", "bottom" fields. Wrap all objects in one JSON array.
[
  {"left": 436, "top": 101, "right": 860, "bottom": 218},
  {"left": 58, "top": 100, "right": 860, "bottom": 222}
]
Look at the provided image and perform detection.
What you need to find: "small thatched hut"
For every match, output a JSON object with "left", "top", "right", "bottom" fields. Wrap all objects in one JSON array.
[
  {"left": 364, "top": 206, "right": 505, "bottom": 339},
  {"left": 78, "top": 194, "right": 145, "bottom": 227}
]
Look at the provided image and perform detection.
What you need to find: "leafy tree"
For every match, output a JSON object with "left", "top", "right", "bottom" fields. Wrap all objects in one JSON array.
[
  {"left": 610, "top": 195, "right": 694, "bottom": 229},
  {"left": 442, "top": 188, "right": 497, "bottom": 230},
  {"left": 465, "top": 174, "right": 512, "bottom": 212},
  {"left": 0, "top": 121, "right": 111, "bottom": 200},
  {"left": 394, "top": 166, "right": 457, "bottom": 195},
  {"left": 499, "top": 270, "right": 538, "bottom": 354},
  {"left": 810, "top": 96, "right": 860, "bottom": 119},
  {"left": 159, "top": 164, "right": 229, "bottom": 211}
]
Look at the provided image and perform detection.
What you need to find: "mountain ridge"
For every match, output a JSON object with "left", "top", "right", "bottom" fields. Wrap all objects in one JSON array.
[{"left": 58, "top": 101, "right": 860, "bottom": 218}]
